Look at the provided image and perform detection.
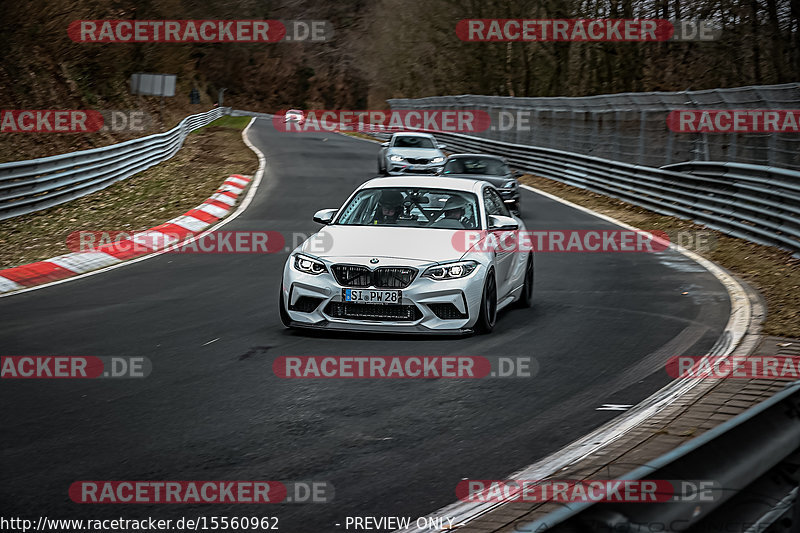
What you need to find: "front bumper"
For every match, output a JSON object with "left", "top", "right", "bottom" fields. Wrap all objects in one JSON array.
[
  {"left": 281, "top": 263, "right": 486, "bottom": 333},
  {"left": 385, "top": 159, "right": 443, "bottom": 176}
]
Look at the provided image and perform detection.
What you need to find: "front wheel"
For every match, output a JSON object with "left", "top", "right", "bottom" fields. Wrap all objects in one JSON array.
[
  {"left": 475, "top": 271, "right": 497, "bottom": 334},
  {"left": 516, "top": 254, "right": 534, "bottom": 308}
]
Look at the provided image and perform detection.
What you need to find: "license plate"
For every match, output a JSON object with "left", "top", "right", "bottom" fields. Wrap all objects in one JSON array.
[{"left": 342, "top": 289, "right": 402, "bottom": 304}]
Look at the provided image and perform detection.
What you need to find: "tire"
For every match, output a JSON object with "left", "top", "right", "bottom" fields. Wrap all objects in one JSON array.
[
  {"left": 516, "top": 254, "right": 534, "bottom": 308},
  {"left": 278, "top": 285, "right": 292, "bottom": 328},
  {"left": 475, "top": 270, "right": 498, "bottom": 334}
]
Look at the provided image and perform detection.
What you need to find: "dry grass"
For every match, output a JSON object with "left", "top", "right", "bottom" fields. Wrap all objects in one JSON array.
[
  {"left": 0, "top": 120, "right": 257, "bottom": 268},
  {"left": 340, "top": 131, "right": 384, "bottom": 143}
]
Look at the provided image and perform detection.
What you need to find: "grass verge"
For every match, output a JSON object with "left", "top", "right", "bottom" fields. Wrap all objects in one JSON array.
[
  {"left": 0, "top": 120, "right": 257, "bottom": 269},
  {"left": 519, "top": 175, "right": 800, "bottom": 338},
  {"left": 340, "top": 131, "right": 384, "bottom": 143},
  {"left": 194, "top": 115, "right": 252, "bottom": 131}
]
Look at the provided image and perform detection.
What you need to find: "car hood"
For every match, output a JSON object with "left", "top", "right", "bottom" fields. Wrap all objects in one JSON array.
[
  {"left": 301, "top": 225, "right": 467, "bottom": 264},
  {"left": 387, "top": 148, "right": 444, "bottom": 159}
]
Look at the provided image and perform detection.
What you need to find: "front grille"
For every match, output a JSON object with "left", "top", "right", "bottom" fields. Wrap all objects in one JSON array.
[
  {"left": 406, "top": 158, "right": 431, "bottom": 165},
  {"left": 289, "top": 296, "right": 324, "bottom": 313},
  {"left": 331, "top": 265, "right": 416, "bottom": 289},
  {"left": 375, "top": 267, "right": 417, "bottom": 288},
  {"left": 325, "top": 302, "right": 422, "bottom": 322},
  {"left": 428, "top": 303, "right": 468, "bottom": 320},
  {"left": 331, "top": 265, "right": 372, "bottom": 287}
]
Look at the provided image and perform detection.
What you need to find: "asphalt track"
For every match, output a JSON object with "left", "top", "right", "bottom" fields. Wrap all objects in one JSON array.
[{"left": 0, "top": 119, "right": 731, "bottom": 531}]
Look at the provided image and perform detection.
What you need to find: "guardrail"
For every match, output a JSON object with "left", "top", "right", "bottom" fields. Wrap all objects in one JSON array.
[
  {"left": 0, "top": 107, "right": 230, "bottom": 221},
  {"left": 367, "top": 128, "right": 800, "bottom": 256},
  {"left": 521, "top": 380, "right": 800, "bottom": 532}
]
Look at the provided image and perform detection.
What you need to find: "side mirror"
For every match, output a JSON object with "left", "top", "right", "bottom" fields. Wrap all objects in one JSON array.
[
  {"left": 438, "top": 144, "right": 447, "bottom": 150},
  {"left": 313, "top": 208, "right": 337, "bottom": 224},
  {"left": 380, "top": 142, "right": 389, "bottom": 147},
  {"left": 488, "top": 215, "right": 519, "bottom": 231},
  {"left": 513, "top": 170, "right": 523, "bottom": 178}
]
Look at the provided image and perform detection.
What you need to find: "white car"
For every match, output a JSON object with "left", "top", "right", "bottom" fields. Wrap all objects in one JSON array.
[
  {"left": 278, "top": 176, "right": 534, "bottom": 335},
  {"left": 377, "top": 132, "right": 447, "bottom": 176},
  {"left": 283, "top": 109, "right": 305, "bottom": 125}
]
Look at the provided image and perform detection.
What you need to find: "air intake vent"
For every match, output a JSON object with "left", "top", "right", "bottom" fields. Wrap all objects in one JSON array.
[
  {"left": 428, "top": 303, "right": 468, "bottom": 320},
  {"left": 325, "top": 302, "right": 422, "bottom": 321}
]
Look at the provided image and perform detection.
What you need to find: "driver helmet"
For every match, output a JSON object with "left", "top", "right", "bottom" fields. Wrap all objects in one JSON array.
[
  {"left": 378, "top": 190, "right": 405, "bottom": 215},
  {"left": 443, "top": 195, "right": 468, "bottom": 215}
]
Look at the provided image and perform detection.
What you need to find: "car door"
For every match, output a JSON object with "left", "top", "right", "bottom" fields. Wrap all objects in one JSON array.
[{"left": 483, "top": 187, "right": 515, "bottom": 298}]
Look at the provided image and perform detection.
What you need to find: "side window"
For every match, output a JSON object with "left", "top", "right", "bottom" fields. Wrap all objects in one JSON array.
[
  {"left": 483, "top": 188, "right": 501, "bottom": 217},
  {"left": 492, "top": 189, "right": 511, "bottom": 217},
  {"left": 483, "top": 188, "right": 510, "bottom": 220}
]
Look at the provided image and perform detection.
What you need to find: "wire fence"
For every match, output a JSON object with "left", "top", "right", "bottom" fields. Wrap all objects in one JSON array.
[{"left": 388, "top": 83, "right": 800, "bottom": 171}]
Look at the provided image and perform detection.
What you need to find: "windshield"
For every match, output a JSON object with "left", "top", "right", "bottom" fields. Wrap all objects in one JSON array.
[
  {"left": 392, "top": 136, "right": 436, "bottom": 149},
  {"left": 443, "top": 157, "right": 509, "bottom": 176},
  {"left": 335, "top": 187, "right": 480, "bottom": 229}
]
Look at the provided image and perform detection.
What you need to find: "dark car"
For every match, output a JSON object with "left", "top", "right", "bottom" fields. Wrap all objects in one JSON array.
[{"left": 438, "top": 154, "right": 522, "bottom": 213}]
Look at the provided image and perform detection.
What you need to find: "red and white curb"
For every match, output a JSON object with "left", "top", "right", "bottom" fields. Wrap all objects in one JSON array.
[{"left": 0, "top": 174, "right": 252, "bottom": 295}]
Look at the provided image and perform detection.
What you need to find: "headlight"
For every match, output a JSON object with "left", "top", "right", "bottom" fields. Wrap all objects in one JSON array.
[
  {"left": 503, "top": 180, "right": 517, "bottom": 189},
  {"left": 389, "top": 155, "right": 404, "bottom": 162},
  {"left": 293, "top": 254, "right": 327, "bottom": 275},
  {"left": 432, "top": 156, "right": 445, "bottom": 164},
  {"left": 422, "top": 260, "right": 478, "bottom": 280}
]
